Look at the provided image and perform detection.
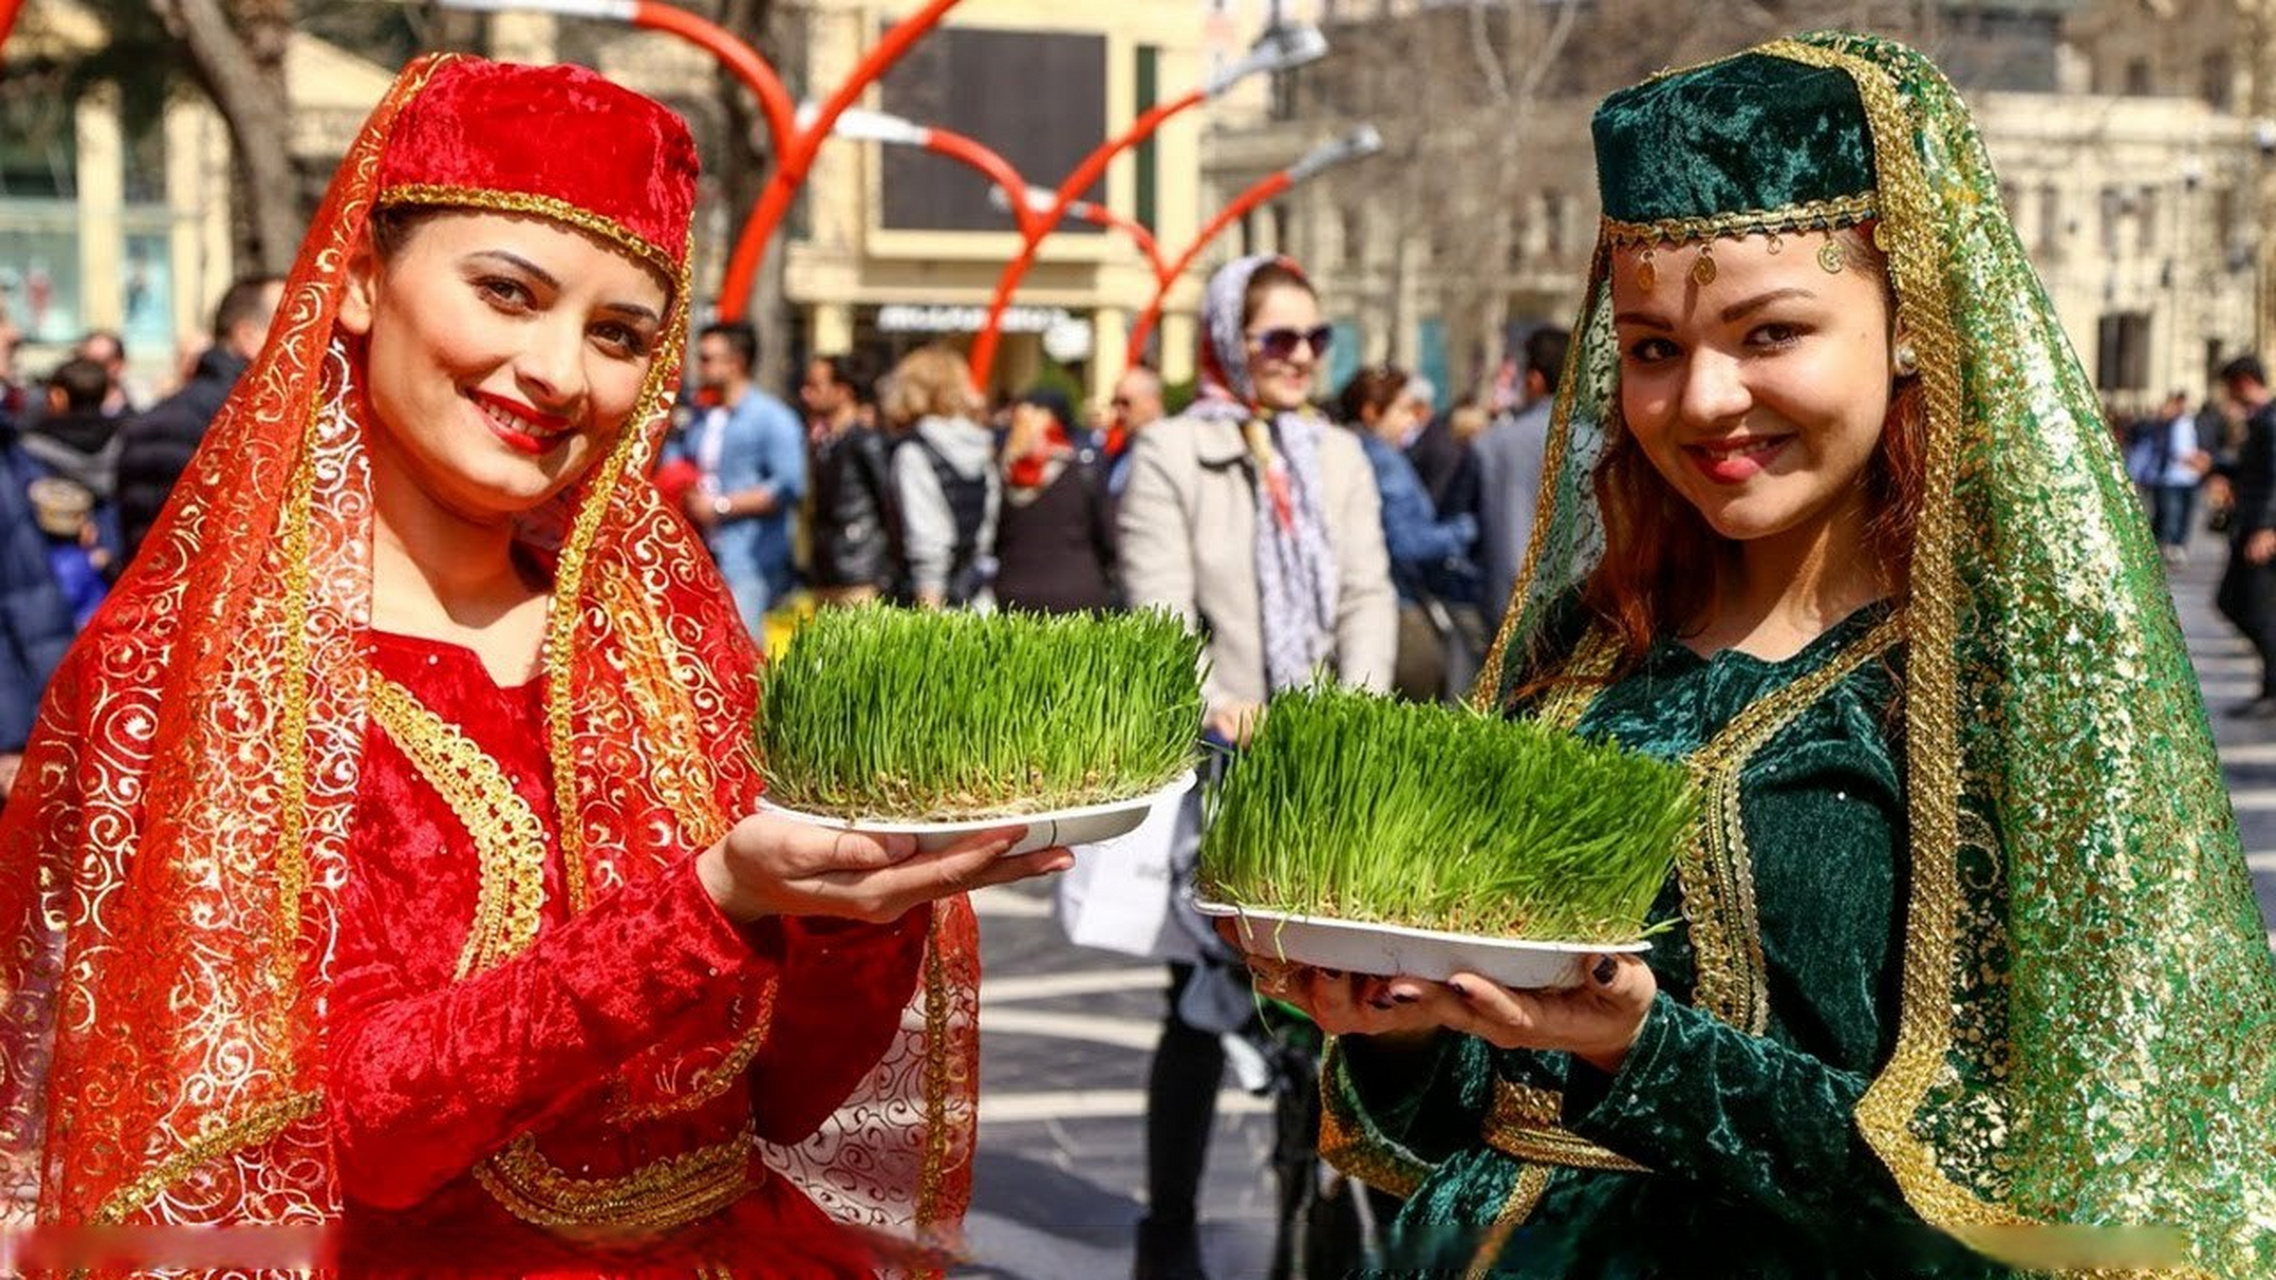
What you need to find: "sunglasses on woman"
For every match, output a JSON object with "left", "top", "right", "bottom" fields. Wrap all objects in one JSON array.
[{"left": 1248, "top": 325, "right": 1334, "bottom": 362}]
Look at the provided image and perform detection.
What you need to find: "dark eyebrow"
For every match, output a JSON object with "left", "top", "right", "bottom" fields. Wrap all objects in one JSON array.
[
  {"left": 467, "top": 250, "right": 660, "bottom": 324},
  {"left": 1719, "top": 287, "right": 1815, "bottom": 323},
  {"left": 1612, "top": 311, "right": 1672, "bottom": 331},
  {"left": 465, "top": 250, "right": 559, "bottom": 292},
  {"left": 598, "top": 300, "right": 662, "bottom": 326}
]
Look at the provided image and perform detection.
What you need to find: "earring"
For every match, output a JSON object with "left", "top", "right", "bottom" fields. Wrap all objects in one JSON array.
[{"left": 1893, "top": 341, "right": 1919, "bottom": 377}]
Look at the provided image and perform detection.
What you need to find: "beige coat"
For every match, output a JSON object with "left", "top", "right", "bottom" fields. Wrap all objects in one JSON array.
[{"left": 1117, "top": 412, "right": 1397, "bottom": 711}]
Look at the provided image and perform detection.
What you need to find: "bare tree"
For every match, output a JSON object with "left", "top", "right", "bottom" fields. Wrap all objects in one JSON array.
[{"left": 154, "top": 0, "right": 299, "bottom": 274}]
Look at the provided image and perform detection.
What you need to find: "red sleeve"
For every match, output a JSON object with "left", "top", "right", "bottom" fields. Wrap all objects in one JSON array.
[
  {"left": 745, "top": 906, "right": 932, "bottom": 1144},
  {"left": 326, "top": 856, "right": 781, "bottom": 1210}
]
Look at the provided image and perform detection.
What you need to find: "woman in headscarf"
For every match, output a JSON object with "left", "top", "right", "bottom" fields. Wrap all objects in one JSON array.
[
  {"left": 1117, "top": 253, "right": 1396, "bottom": 1278},
  {"left": 0, "top": 56, "right": 1064, "bottom": 1276},
  {"left": 1241, "top": 32, "right": 2276, "bottom": 1280}
]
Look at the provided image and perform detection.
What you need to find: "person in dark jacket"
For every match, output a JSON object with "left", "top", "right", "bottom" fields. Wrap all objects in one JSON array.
[
  {"left": 2216, "top": 354, "right": 2276, "bottom": 717},
  {"left": 0, "top": 408, "right": 74, "bottom": 802},
  {"left": 993, "top": 387, "right": 1118, "bottom": 613},
  {"left": 800, "top": 353, "right": 896, "bottom": 604},
  {"left": 113, "top": 275, "right": 284, "bottom": 563},
  {"left": 1400, "top": 375, "right": 1481, "bottom": 524}
]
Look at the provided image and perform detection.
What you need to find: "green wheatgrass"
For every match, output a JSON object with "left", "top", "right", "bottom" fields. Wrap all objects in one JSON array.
[
  {"left": 758, "top": 605, "right": 1205, "bottom": 819},
  {"left": 1197, "top": 685, "right": 1694, "bottom": 944}
]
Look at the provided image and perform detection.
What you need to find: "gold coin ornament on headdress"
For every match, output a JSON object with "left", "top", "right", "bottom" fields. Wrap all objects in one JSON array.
[
  {"left": 1817, "top": 239, "right": 1847, "bottom": 274},
  {"left": 1635, "top": 246, "right": 1658, "bottom": 293},
  {"left": 1689, "top": 244, "right": 1718, "bottom": 286}
]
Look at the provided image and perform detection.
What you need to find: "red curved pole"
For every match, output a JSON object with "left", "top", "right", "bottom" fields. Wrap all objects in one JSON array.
[
  {"left": 1066, "top": 201, "right": 1165, "bottom": 277},
  {"left": 628, "top": 0, "right": 796, "bottom": 156},
  {"left": 1124, "top": 170, "right": 1293, "bottom": 367},
  {"left": 965, "top": 86, "right": 1206, "bottom": 387},
  {"left": 718, "top": 0, "right": 965, "bottom": 320},
  {"left": 925, "top": 129, "right": 1046, "bottom": 241}
]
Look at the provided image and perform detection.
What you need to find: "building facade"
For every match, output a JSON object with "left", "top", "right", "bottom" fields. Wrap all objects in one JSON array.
[{"left": 1201, "top": 0, "right": 2272, "bottom": 411}]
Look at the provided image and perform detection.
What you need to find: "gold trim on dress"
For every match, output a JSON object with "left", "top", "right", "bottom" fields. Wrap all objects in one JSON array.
[
  {"left": 1463, "top": 1163, "right": 1554, "bottom": 1280},
  {"left": 1480, "top": 1080, "right": 1649, "bottom": 1175},
  {"left": 473, "top": 1126, "right": 759, "bottom": 1242},
  {"left": 1600, "top": 191, "right": 1878, "bottom": 249},
  {"left": 93, "top": 1093, "right": 325, "bottom": 1223},
  {"left": 1314, "top": 1040, "right": 1430, "bottom": 1199},
  {"left": 367, "top": 674, "right": 549, "bottom": 978}
]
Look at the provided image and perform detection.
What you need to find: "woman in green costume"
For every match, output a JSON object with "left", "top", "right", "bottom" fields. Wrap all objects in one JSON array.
[{"left": 1243, "top": 31, "right": 2276, "bottom": 1280}]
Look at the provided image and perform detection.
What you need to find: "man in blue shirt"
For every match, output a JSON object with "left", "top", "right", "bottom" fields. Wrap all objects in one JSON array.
[{"left": 670, "top": 322, "right": 805, "bottom": 638}]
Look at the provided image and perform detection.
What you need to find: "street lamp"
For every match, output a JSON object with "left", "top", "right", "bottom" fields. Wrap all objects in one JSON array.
[
  {"left": 963, "top": 21, "right": 1329, "bottom": 388},
  {"left": 829, "top": 107, "right": 1051, "bottom": 242},
  {"left": 438, "top": 0, "right": 966, "bottom": 321},
  {"left": 1124, "top": 124, "right": 1382, "bottom": 367}
]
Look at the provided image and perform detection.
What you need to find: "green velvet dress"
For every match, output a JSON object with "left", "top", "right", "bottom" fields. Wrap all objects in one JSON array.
[{"left": 1322, "top": 604, "right": 2011, "bottom": 1278}]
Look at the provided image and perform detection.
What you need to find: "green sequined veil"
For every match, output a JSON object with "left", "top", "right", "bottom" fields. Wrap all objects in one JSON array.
[{"left": 1473, "top": 31, "right": 2276, "bottom": 1278}]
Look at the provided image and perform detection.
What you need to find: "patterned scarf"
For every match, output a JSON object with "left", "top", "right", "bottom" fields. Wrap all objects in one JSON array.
[{"left": 1190, "top": 254, "right": 1338, "bottom": 693}]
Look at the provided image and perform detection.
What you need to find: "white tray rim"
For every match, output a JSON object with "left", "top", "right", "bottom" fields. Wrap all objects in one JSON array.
[
  {"left": 759, "top": 768, "right": 1197, "bottom": 837},
  {"left": 1192, "top": 900, "right": 1651, "bottom": 956}
]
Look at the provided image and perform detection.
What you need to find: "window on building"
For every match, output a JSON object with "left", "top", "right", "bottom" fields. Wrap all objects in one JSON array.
[
  {"left": 2038, "top": 183, "right": 2060, "bottom": 254},
  {"left": 1271, "top": 203, "right": 1291, "bottom": 259},
  {"left": 2123, "top": 57, "right": 2153, "bottom": 96},
  {"left": 1344, "top": 203, "right": 1367, "bottom": 270},
  {"left": 2137, "top": 187, "right": 2157, "bottom": 253},
  {"left": 2099, "top": 186, "right": 2122, "bottom": 253},
  {"left": 2204, "top": 51, "right": 2233, "bottom": 109},
  {"left": 878, "top": 28, "right": 1108, "bottom": 233},
  {"left": 1135, "top": 45, "right": 1160, "bottom": 233},
  {"left": 2095, "top": 311, "right": 2151, "bottom": 392},
  {"left": 1543, "top": 188, "right": 1568, "bottom": 257}
]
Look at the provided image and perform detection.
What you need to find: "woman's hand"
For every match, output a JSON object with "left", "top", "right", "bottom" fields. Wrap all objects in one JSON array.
[
  {"left": 1203, "top": 699, "right": 1263, "bottom": 748},
  {"left": 698, "top": 812, "right": 1072, "bottom": 924},
  {"left": 1243, "top": 942, "right": 1658, "bottom": 1072}
]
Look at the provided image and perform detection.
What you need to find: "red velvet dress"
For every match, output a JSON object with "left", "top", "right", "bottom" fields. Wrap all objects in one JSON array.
[{"left": 329, "top": 632, "right": 927, "bottom": 1277}]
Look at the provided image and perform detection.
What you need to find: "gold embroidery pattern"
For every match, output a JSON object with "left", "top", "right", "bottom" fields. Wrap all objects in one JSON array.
[
  {"left": 1462, "top": 1163, "right": 1553, "bottom": 1280},
  {"left": 608, "top": 985, "right": 775, "bottom": 1125},
  {"left": 93, "top": 1093, "right": 325, "bottom": 1223},
  {"left": 473, "top": 1126, "right": 759, "bottom": 1242},
  {"left": 1681, "top": 612, "right": 1904, "bottom": 1033},
  {"left": 266, "top": 388, "right": 324, "bottom": 1009},
  {"left": 367, "top": 675, "right": 549, "bottom": 978},
  {"left": 1531, "top": 626, "right": 1620, "bottom": 732},
  {"left": 591, "top": 562, "right": 728, "bottom": 843},
  {"left": 1314, "top": 1041, "right": 1429, "bottom": 1199},
  {"left": 377, "top": 184, "right": 680, "bottom": 282},
  {"left": 1481, "top": 1081, "right": 1648, "bottom": 1175},
  {"left": 547, "top": 229, "right": 695, "bottom": 912},
  {"left": 1600, "top": 191, "right": 1878, "bottom": 248}
]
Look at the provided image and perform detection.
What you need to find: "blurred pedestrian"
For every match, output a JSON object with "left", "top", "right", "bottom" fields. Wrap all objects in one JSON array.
[
  {"left": 0, "top": 403, "right": 73, "bottom": 804},
  {"left": 73, "top": 328, "right": 136, "bottom": 417},
  {"left": 2216, "top": 355, "right": 2276, "bottom": 716},
  {"left": 1107, "top": 363, "right": 1167, "bottom": 495},
  {"left": 668, "top": 321, "right": 805, "bottom": 637},
  {"left": 1335, "top": 364, "right": 1482, "bottom": 701},
  {"left": 885, "top": 343, "right": 997, "bottom": 608},
  {"left": 995, "top": 386, "right": 1117, "bottom": 613},
  {"left": 113, "top": 275, "right": 285, "bottom": 563},
  {"left": 1475, "top": 325, "right": 1569, "bottom": 624},
  {"left": 1401, "top": 373, "right": 1480, "bottom": 524},
  {"left": 2142, "top": 390, "right": 2209, "bottom": 562},
  {"left": 1117, "top": 253, "right": 1395, "bottom": 1280},
  {"left": 19, "top": 359, "right": 121, "bottom": 573},
  {"left": 802, "top": 353, "right": 896, "bottom": 605}
]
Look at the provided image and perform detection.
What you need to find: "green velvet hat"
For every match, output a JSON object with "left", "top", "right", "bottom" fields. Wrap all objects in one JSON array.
[{"left": 1591, "top": 51, "right": 1878, "bottom": 245}]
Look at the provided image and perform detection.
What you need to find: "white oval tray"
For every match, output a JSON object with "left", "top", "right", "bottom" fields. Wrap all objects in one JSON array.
[
  {"left": 1194, "top": 901, "right": 1648, "bottom": 991},
  {"left": 760, "top": 770, "right": 1197, "bottom": 857}
]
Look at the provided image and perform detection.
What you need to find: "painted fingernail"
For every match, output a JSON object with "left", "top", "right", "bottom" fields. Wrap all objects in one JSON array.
[
  {"left": 1391, "top": 991, "right": 1419, "bottom": 1005},
  {"left": 1592, "top": 956, "right": 1618, "bottom": 985},
  {"left": 1446, "top": 979, "right": 1472, "bottom": 999},
  {"left": 1320, "top": 968, "right": 1344, "bottom": 979},
  {"left": 1368, "top": 995, "right": 1396, "bottom": 1011}
]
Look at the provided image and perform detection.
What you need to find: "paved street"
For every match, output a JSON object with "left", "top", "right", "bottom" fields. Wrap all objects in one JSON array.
[{"left": 954, "top": 527, "right": 2276, "bottom": 1280}]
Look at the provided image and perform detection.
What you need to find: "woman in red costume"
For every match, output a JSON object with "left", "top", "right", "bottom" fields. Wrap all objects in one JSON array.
[{"left": 0, "top": 56, "right": 1063, "bottom": 1277}]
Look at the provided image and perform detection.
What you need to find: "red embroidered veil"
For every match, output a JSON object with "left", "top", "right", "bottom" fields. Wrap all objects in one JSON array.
[{"left": 0, "top": 52, "right": 978, "bottom": 1259}]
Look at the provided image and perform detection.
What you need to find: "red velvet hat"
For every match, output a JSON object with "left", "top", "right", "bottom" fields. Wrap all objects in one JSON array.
[{"left": 373, "top": 56, "right": 698, "bottom": 279}]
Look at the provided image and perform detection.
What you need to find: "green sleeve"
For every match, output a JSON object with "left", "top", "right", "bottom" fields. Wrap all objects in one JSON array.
[{"left": 1319, "top": 1031, "right": 1497, "bottom": 1196}]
